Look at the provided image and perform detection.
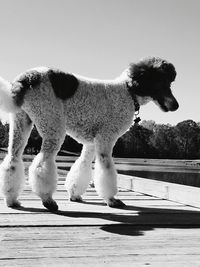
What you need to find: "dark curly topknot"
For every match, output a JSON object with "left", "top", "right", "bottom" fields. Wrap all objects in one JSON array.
[
  {"left": 129, "top": 56, "right": 176, "bottom": 83},
  {"left": 127, "top": 56, "right": 177, "bottom": 97}
]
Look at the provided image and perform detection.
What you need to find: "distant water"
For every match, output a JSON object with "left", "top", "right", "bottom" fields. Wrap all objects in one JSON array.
[
  {"left": 119, "top": 169, "right": 200, "bottom": 188},
  {"left": 56, "top": 157, "right": 200, "bottom": 188}
]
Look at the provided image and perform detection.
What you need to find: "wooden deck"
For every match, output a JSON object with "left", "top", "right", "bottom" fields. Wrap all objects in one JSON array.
[{"left": 1, "top": 158, "right": 200, "bottom": 266}]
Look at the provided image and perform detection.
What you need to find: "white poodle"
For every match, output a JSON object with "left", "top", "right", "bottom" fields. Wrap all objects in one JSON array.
[{"left": 0, "top": 57, "right": 179, "bottom": 210}]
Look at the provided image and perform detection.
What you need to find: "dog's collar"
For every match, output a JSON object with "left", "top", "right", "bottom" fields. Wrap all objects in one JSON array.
[
  {"left": 126, "top": 81, "right": 140, "bottom": 111},
  {"left": 126, "top": 81, "right": 141, "bottom": 124},
  {"left": 132, "top": 94, "right": 140, "bottom": 113}
]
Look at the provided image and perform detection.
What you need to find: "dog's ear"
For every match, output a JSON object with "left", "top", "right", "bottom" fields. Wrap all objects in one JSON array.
[
  {"left": 128, "top": 61, "right": 154, "bottom": 96},
  {"left": 128, "top": 63, "right": 145, "bottom": 82},
  {"left": 127, "top": 63, "right": 146, "bottom": 95},
  {"left": 160, "top": 61, "right": 176, "bottom": 82}
]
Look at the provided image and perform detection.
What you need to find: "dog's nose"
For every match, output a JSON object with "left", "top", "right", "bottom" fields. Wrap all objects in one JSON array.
[
  {"left": 171, "top": 99, "right": 179, "bottom": 111},
  {"left": 163, "top": 96, "right": 179, "bottom": 112}
]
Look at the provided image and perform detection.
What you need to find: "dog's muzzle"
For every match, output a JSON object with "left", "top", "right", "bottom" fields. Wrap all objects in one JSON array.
[{"left": 157, "top": 96, "right": 179, "bottom": 112}]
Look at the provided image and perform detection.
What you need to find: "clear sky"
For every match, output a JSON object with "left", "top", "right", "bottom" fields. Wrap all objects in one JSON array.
[{"left": 0, "top": 0, "right": 199, "bottom": 125}]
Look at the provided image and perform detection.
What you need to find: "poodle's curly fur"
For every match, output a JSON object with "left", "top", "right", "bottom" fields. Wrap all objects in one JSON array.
[{"left": 0, "top": 57, "right": 179, "bottom": 210}]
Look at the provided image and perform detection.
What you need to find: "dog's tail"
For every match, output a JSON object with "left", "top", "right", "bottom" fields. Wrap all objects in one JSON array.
[{"left": 0, "top": 77, "right": 19, "bottom": 123}]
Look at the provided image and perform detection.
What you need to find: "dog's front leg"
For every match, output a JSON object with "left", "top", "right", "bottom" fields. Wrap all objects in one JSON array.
[{"left": 94, "top": 139, "right": 125, "bottom": 208}]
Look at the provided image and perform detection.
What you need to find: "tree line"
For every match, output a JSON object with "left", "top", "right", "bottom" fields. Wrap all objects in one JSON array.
[
  {"left": 114, "top": 120, "right": 200, "bottom": 159},
  {"left": 1, "top": 119, "right": 200, "bottom": 159}
]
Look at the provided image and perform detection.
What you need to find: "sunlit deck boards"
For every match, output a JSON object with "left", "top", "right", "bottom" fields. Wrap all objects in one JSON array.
[{"left": 1, "top": 178, "right": 200, "bottom": 266}]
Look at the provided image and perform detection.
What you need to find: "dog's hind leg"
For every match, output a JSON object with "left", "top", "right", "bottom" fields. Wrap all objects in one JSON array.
[
  {"left": 0, "top": 111, "right": 33, "bottom": 207},
  {"left": 94, "top": 139, "right": 125, "bottom": 208},
  {"left": 29, "top": 122, "right": 65, "bottom": 211},
  {"left": 65, "top": 144, "right": 95, "bottom": 202}
]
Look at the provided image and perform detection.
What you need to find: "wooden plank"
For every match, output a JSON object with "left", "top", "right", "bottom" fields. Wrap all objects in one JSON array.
[
  {"left": 1, "top": 226, "right": 200, "bottom": 266},
  {"left": 1, "top": 188, "right": 200, "bottom": 227},
  {"left": 2, "top": 155, "right": 200, "bottom": 267},
  {"left": 118, "top": 174, "right": 200, "bottom": 209},
  {"left": 1, "top": 173, "right": 200, "bottom": 266},
  {"left": 1, "top": 208, "right": 200, "bottom": 227}
]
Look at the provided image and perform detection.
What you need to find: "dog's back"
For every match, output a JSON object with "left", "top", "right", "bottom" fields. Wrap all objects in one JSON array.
[{"left": 8, "top": 67, "right": 135, "bottom": 144}]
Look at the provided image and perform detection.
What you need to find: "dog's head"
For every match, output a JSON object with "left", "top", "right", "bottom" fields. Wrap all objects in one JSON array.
[{"left": 128, "top": 57, "right": 179, "bottom": 112}]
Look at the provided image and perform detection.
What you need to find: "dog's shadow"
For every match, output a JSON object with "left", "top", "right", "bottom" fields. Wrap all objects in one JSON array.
[{"left": 14, "top": 201, "right": 200, "bottom": 236}]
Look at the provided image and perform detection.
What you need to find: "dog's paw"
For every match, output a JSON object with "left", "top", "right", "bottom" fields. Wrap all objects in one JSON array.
[
  {"left": 5, "top": 199, "right": 21, "bottom": 208},
  {"left": 70, "top": 195, "right": 83, "bottom": 203},
  {"left": 42, "top": 199, "right": 58, "bottom": 211},
  {"left": 107, "top": 198, "right": 126, "bottom": 208},
  {"left": 5, "top": 198, "right": 21, "bottom": 208}
]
